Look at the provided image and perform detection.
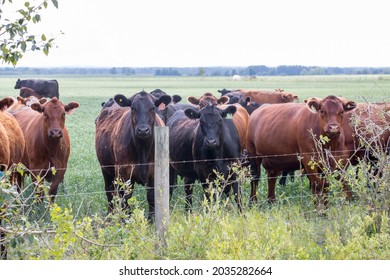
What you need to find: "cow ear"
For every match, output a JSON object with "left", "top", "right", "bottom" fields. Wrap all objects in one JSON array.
[
  {"left": 114, "top": 94, "right": 131, "bottom": 107},
  {"left": 343, "top": 101, "right": 357, "bottom": 111},
  {"left": 221, "top": 105, "right": 237, "bottom": 118},
  {"left": 65, "top": 102, "right": 80, "bottom": 115},
  {"left": 0, "top": 97, "right": 15, "bottom": 111},
  {"left": 17, "top": 96, "right": 26, "bottom": 104},
  {"left": 172, "top": 95, "right": 182, "bottom": 104},
  {"left": 245, "top": 97, "right": 251, "bottom": 106},
  {"left": 30, "top": 103, "right": 44, "bottom": 113},
  {"left": 305, "top": 99, "right": 321, "bottom": 113},
  {"left": 184, "top": 108, "right": 200, "bottom": 119},
  {"left": 155, "top": 95, "right": 172, "bottom": 107},
  {"left": 218, "top": 96, "right": 229, "bottom": 105},
  {"left": 187, "top": 96, "right": 200, "bottom": 105}
]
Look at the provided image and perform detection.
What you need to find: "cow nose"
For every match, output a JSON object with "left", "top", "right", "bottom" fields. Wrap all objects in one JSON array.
[
  {"left": 136, "top": 125, "right": 151, "bottom": 136},
  {"left": 205, "top": 138, "right": 218, "bottom": 147},
  {"left": 49, "top": 128, "right": 63, "bottom": 138},
  {"left": 328, "top": 124, "right": 340, "bottom": 133}
]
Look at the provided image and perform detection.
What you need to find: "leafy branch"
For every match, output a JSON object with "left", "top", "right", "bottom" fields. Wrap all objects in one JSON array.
[{"left": 0, "top": 0, "right": 60, "bottom": 66}]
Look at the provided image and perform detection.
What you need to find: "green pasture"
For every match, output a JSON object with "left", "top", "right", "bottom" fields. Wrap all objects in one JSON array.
[{"left": 1, "top": 75, "right": 389, "bottom": 260}]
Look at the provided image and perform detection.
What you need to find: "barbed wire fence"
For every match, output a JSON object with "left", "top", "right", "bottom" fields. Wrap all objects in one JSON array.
[{"left": 1, "top": 110, "right": 389, "bottom": 259}]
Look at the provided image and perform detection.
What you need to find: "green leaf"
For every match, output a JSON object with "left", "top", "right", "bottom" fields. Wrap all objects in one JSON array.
[
  {"left": 21, "top": 40, "right": 26, "bottom": 51},
  {"left": 51, "top": 0, "right": 58, "bottom": 9},
  {"left": 41, "top": 34, "right": 46, "bottom": 41}
]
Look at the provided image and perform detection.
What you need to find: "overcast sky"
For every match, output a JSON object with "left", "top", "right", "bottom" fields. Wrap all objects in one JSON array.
[{"left": 4, "top": 0, "right": 390, "bottom": 68}]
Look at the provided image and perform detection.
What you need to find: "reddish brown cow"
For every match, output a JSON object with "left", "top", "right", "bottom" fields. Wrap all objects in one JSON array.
[
  {"left": 246, "top": 96, "right": 356, "bottom": 205},
  {"left": 1, "top": 97, "right": 25, "bottom": 260},
  {"left": 237, "top": 89, "right": 298, "bottom": 104},
  {"left": 344, "top": 102, "right": 390, "bottom": 168},
  {"left": 0, "top": 97, "right": 25, "bottom": 184},
  {"left": 12, "top": 97, "right": 79, "bottom": 200},
  {"left": 188, "top": 92, "right": 229, "bottom": 107}
]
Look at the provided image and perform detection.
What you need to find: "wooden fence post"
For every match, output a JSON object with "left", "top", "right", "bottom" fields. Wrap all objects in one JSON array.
[{"left": 154, "top": 126, "right": 169, "bottom": 249}]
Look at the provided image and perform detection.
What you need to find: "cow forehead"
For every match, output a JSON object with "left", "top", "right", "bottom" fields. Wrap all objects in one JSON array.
[
  {"left": 45, "top": 101, "right": 65, "bottom": 112},
  {"left": 200, "top": 106, "right": 222, "bottom": 121},
  {"left": 321, "top": 98, "right": 343, "bottom": 112},
  {"left": 132, "top": 94, "right": 154, "bottom": 107}
]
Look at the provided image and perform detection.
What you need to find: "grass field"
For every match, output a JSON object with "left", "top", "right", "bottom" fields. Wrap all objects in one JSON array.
[{"left": 1, "top": 74, "right": 390, "bottom": 259}]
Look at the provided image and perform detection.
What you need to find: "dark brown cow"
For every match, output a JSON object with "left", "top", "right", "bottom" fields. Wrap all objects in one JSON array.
[
  {"left": 95, "top": 91, "right": 170, "bottom": 218},
  {"left": 246, "top": 96, "right": 356, "bottom": 205},
  {"left": 19, "top": 87, "right": 40, "bottom": 98},
  {"left": 12, "top": 97, "right": 79, "bottom": 201}
]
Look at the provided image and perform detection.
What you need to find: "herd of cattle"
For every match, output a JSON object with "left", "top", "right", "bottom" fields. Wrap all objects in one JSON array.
[
  {"left": 0, "top": 78, "right": 389, "bottom": 258},
  {"left": 1, "top": 79, "right": 390, "bottom": 218}
]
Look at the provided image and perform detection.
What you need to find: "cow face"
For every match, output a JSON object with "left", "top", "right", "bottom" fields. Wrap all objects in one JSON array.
[
  {"left": 226, "top": 91, "right": 246, "bottom": 104},
  {"left": 115, "top": 91, "right": 170, "bottom": 139},
  {"left": 188, "top": 93, "right": 229, "bottom": 109},
  {"left": 306, "top": 95, "right": 356, "bottom": 138},
  {"left": 185, "top": 104, "right": 237, "bottom": 148},
  {"left": 31, "top": 98, "right": 79, "bottom": 138},
  {"left": 14, "top": 79, "right": 22, "bottom": 89}
]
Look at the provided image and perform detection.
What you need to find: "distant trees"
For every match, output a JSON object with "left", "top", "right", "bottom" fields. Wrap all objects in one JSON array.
[
  {"left": 155, "top": 68, "right": 181, "bottom": 76},
  {"left": 0, "top": 0, "right": 59, "bottom": 66}
]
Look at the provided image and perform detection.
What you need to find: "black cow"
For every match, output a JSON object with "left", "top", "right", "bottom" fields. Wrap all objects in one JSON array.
[
  {"left": 150, "top": 88, "right": 182, "bottom": 104},
  {"left": 15, "top": 79, "right": 59, "bottom": 98},
  {"left": 167, "top": 104, "right": 243, "bottom": 212},
  {"left": 95, "top": 90, "right": 171, "bottom": 219}
]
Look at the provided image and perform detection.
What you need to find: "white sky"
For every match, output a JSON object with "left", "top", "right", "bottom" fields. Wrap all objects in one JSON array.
[{"left": 3, "top": 0, "right": 390, "bottom": 68}]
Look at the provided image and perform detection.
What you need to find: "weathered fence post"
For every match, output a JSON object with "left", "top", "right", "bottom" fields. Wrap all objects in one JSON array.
[{"left": 154, "top": 126, "right": 169, "bottom": 249}]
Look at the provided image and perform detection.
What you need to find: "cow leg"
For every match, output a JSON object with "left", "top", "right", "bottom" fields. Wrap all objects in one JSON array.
[
  {"left": 267, "top": 169, "right": 281, "bottom": 203},
  {"left": 48, "top": 169, "right": 66, "bottom": 202},
  {"left": 184, "top": 177, "right": 195, "bottom": 213},
  {"left": 102, "top": 167, "right": 116, "bottom": 213},
  {"left": 231, "top": 181, "right": 243, "bottom": 212},
  {"left": 249, "top": 157, "right": 262, "bottom": 203},
  {"left": 146, "top": 178, "right": 155, "bottom": 221}
]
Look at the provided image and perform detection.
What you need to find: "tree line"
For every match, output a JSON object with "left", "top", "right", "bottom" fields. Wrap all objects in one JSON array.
[{"left": 1, "top": 65, "right": 390, "bottom": 76}]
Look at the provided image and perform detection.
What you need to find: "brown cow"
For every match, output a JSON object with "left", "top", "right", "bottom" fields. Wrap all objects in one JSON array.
[
  {"left": 237, "top": 89, "right": 298, "bottom": 104},
  {"left": 95, "top": 91, "right": 170, "bottom": 219},
  {"left": 344, "top": 102, "right": 390, "bottom": 171},
  {"left": 0, "top": 97, "right": 25, "bottom": 260},
  {"left": 246, "top": 96, "right": 356, "bottom": 205},
  {"left": 0, "top": 97, "right": 25, "bottom": 184},
  {"left": 188, "top": 92, "right": 229, "bottom": 107},
  {"left": 12, "top": 97, "right": 79, "bottom": 201}
]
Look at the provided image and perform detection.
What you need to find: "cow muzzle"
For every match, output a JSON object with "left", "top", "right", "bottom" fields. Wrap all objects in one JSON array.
[
  {"left": 205, "top": 138, "right": 219, "bottom": 148},
  {"left": 48, "top": 128, "right": 63, "bottom": 138},
  {"left": 136, "top": 125, "right": 151, "bottom": 138},
  {"left": 326, "top": 124, "right": 341, "bottom": 137}
]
